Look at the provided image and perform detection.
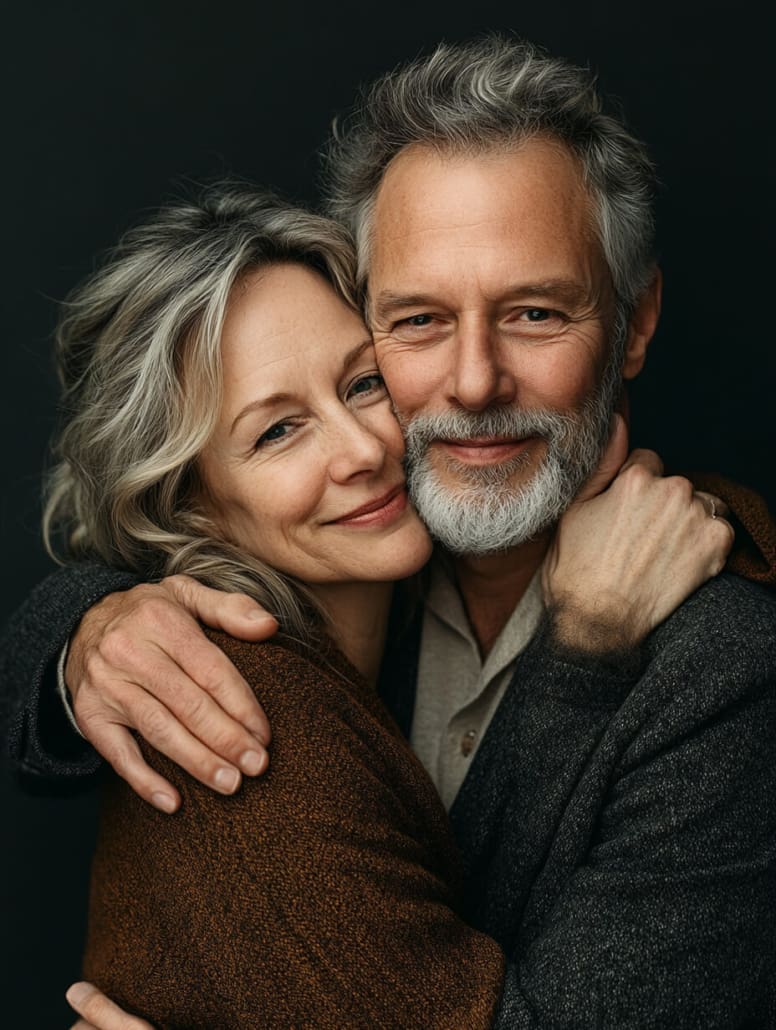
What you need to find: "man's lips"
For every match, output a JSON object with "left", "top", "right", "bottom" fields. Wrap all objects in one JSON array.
[
  {"left": 329, "top": 484, "right": 408, "bottom": 527},
  {"left": 435, "top": 435, "right": 539, "bottom": 465}
]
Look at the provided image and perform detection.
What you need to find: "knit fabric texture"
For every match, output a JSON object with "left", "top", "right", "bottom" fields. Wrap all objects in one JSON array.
[
  {"left": 451, "top": 573, "right": 776, "bottom": 1027},
  {"left": 82, "top": 631, "right": 505, "bottom": 1029}
]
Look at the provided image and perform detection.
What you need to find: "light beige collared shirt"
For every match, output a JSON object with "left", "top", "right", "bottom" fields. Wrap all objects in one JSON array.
[{"left": 410, "top": 556, "right": 544, "bottom": 810}]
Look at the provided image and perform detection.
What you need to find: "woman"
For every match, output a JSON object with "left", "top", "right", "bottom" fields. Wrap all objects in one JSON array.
[
  {"left": 43, "top": 183, "right": 503, "bottom": 1027},
  {"left": 47, "top": 183, "right": 731, "bottom": 1028}
]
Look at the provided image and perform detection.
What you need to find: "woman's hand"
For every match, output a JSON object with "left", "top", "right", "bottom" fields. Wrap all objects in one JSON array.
[
  {"left": 67, "top": 982, "right": 154, "bottom": 1030},
  {"left": 66, "top": 575, "right": 278, "bottom": 811},
  {"left": 543, "top": 415, "right": 734, "bottom": 653}
]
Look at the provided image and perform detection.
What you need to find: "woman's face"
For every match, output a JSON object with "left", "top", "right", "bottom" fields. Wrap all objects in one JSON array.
[{"left": 199, "top": 263, "right": 432, "bottom": 586}]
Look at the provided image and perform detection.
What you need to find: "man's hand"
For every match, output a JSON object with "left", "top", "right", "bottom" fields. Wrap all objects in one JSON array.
[
  {"left": 67, "top": 982, "right": 154, "bottom": 1030},
  {"left": 543, "top": 415, "right": 734, "bottom": 652},
  {"left": 66, "top": 574, "right": 278, "bottom": 811}
]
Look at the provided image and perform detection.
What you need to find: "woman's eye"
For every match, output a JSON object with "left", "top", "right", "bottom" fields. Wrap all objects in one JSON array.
[
  {"left": 256, "top": 422, "right": 291, "bottom": 448},
  {"left": 347, "top": 373, "right": 386, "bottom": 400}
]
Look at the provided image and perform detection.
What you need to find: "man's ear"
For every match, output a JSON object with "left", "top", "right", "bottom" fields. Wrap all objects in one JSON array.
[{"left": 621, "top": 269, "right": 662, "bottom": 380}]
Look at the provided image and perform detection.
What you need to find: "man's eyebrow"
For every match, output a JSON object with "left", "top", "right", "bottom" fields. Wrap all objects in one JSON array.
[
  {"left": 372, "top": 293, "right": 437, "bottom": 322},
  {"left": 229, "top": 337, "right": 373, "bottom": 435},
  {"left": 372, "top": 280, "right": 592, "bottom": 321}
]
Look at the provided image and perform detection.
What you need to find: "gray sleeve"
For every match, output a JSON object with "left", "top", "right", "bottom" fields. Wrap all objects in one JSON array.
[
  {"left": 1, "top": 562, "right": 140, "bottom": 788},
  {"left": 478, "top": 582, "right": 776, "bottom": 1028}
]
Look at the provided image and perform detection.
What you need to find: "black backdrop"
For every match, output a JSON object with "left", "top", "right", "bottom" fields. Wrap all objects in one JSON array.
[{"left": 2, "top": 1, "right": 774, "bottom": 1023}]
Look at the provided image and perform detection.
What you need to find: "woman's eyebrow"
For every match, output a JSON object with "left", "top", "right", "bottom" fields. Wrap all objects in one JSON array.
[
  {"left": 229, "top": 338, "right": 374, "bottom": 435},
  {"left": 230, "top": 393, "right": 294, "bottom": 434},
  {"left": 341, "top": 337, "right": 375, "bottom": 372}
]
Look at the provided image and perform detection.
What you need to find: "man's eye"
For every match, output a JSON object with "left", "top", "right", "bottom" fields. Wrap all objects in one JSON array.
[
  {"left": 399, "top": 314, "right": 433, "bottom": 328},
  {"left": 347, "top": 373, "right": 386, "bottom": 400},
  {"left": 524, "top": 308, "right": 551, "bottom": 322}
]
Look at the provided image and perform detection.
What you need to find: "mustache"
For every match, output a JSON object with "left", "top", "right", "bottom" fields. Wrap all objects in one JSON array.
[{"left": 398, "top": 405, "right": 581, "bottom": 450}]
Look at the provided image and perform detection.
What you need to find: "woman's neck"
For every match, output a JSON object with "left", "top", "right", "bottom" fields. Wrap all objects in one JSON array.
[{"left": 309, "top": 581, "right": 394, "bottom": 685}]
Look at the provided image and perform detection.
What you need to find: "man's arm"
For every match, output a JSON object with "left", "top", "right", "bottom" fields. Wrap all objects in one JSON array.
[
  {"left": 2, "top": 563, "right": 140, "bottom": 788},
  {"left": 2, "top": 566, "right": 276, "bottom": 809},
  {"left": 10, "top": 430, "right": 736, "bottom": 809}
]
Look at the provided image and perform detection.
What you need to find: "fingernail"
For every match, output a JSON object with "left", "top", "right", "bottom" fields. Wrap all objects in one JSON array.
[
  {"left": 246, "top": 610, "right": 274, "bottom": 623},
  {"left": 214, "top": 767, "right": 240, "bottom": 793},
  {"left": 66, "top": 981, "right": 92, "bottom": 1006},
  {"left": 240, "top": 749, "right": 265, "bottom": 776},
  {"left": 151, "top": 791, "right": 178, "bottom": 813}
]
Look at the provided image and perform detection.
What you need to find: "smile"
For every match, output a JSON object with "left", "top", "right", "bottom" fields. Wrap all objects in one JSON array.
[
  {"left": 330, "top": 484, "right": 408, "bottom": 528},
  {"left": 435, "top": 436, "right": 539, "bottom": 465}
]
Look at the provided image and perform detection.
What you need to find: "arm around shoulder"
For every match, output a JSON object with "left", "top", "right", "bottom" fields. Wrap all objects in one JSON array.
[{"left": 2, "top": 562, "right": 139, "bottom": 787}]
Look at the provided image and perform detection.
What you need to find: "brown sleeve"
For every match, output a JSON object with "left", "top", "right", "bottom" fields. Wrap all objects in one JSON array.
[
  {"left": 688, "top": 472, "right": 776, "bottom": 585},
  {"left": 83, "top": 638, "right": 504, "bottom": 1029}
]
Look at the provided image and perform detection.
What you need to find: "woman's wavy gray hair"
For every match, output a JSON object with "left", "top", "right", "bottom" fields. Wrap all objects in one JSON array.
[
  {"left": 325, "top": 35, "right": 658, "bottom": 319},
  {"left": 43, "top": 184, "right": 359, "bottom": 639}
]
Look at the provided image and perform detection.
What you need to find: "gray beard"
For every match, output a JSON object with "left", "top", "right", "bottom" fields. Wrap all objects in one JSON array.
[{"left": 400, "top": 359, "right": 621, "bottom": 557}]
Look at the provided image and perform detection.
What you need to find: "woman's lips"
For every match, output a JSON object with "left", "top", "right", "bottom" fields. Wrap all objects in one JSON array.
[
  {"left": 330, "top": 484, "right": 408, "bottom": 527},
  {"left": 436, "top": 436, "right": 538, "bottom": 465}
]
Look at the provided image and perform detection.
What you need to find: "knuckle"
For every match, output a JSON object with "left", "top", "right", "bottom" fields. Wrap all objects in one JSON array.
[
  {"left": 664, "top": 475, "right": 694, "bottom": 504},
  {"left": 162, "top": 573, "right": 199, "bottom": 605},
  {"left": 198, "top": 663, "right": 229, "bottom": 695},
  {"left": 209, "top": 724, "right": 248, "bottom": 758},
  {"left": 99, "top": 626, "right": 137, "bottom": 666},
  {"left": 137, "top": 704, "right": 172, "bottom": 744},
  {"left": 102, "top": 736, "right": 137, "bottom": 776},
  {"left": 619, "top": 462, "right": 651, "bottom": 491},
  {"left": 141, "top": 595, "right": 179, "bottom": 625},
  {"left": 178, "top": 690, "right": 211, "bottom": 726}
]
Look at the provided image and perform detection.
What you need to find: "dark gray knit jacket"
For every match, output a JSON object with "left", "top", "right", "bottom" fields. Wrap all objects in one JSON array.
[{"left": 3, "top": 567, "right": 776, "bottom": 1027}]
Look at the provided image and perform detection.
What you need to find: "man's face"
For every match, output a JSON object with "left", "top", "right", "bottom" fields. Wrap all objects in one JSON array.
[{"left": 368, "top": 139, "right": 653, "bottom": 554}]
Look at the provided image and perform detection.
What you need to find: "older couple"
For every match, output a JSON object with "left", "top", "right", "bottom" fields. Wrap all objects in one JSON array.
[{"left": 5, "top": 36, "right": 775, "bottom": 1029}]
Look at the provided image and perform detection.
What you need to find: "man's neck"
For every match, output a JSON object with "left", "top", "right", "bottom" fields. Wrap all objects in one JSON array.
[{"left": 451, "top": 531, "right": 551, "bottom": 657}]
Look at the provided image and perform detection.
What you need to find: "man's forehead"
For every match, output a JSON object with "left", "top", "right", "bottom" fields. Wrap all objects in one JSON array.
[{"left": 368, "top": 141, "right": 593, "bottom": 257}]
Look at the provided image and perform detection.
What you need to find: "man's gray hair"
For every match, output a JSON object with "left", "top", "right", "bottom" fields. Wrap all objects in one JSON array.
[
  {"left": 325, "top": 35, "right": 657, "bottom": 315},
  {"left": 43, "top": 183, "right": 358, "bottom": 640}
]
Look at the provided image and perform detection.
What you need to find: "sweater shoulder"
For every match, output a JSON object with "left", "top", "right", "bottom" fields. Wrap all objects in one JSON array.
[{"left": 653, "top": 573, "right": 776, "bottom": 668}]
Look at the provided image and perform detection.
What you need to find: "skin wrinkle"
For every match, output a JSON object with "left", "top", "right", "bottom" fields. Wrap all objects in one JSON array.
[{"left": 365, "top": 140, "right": 659, "bottom": 638}]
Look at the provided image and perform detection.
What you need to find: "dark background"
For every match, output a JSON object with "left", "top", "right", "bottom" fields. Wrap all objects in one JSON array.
[{"left": 2, "top": 1, "right": 773, "bottom": 1024}]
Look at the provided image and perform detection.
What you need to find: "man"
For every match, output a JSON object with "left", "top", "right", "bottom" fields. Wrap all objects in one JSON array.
[{"left": 6, "top": 37, "right": 776, "bottom": 1027}]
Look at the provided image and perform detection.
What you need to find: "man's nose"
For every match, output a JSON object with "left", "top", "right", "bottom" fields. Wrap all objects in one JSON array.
[
  {"left": 326, "top": 409, "right": 387, "bottom": 484},
  {"left": 448, "top": 321, "right": 517, "bottom": 411}
]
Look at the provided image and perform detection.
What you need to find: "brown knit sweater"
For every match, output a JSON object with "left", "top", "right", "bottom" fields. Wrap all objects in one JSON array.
[{"left": 82, "top": 632, "right": 505, "bottom": 1029}]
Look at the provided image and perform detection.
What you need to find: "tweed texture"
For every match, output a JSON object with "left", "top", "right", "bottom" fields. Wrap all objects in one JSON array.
[{"left": 82, "top": 631, "right": 505, "bottom": 1029}]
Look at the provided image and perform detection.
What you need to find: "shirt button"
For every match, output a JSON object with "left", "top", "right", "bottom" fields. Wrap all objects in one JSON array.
[{"left": 460, "top": 729, "right": 477, "bottom": 757}]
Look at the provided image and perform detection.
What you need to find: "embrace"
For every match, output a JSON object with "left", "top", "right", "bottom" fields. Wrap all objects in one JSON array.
[{"left": 4, "top": 36, "right": 775, "bottom": 1029}]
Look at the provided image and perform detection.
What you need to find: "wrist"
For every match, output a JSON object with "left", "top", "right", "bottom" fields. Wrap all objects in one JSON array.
[{"left": 548, "top": 598, "right": 641, "bottom": 657}]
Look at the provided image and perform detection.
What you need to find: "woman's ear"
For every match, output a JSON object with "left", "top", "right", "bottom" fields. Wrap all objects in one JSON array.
[{"left": 622, "top": 269, "right": 662, "bottom": 380}]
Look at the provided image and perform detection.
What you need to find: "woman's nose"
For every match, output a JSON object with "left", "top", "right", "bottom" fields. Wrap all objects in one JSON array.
[{"left": 326, "top": 410, "right": 387, "bottom": 483}]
